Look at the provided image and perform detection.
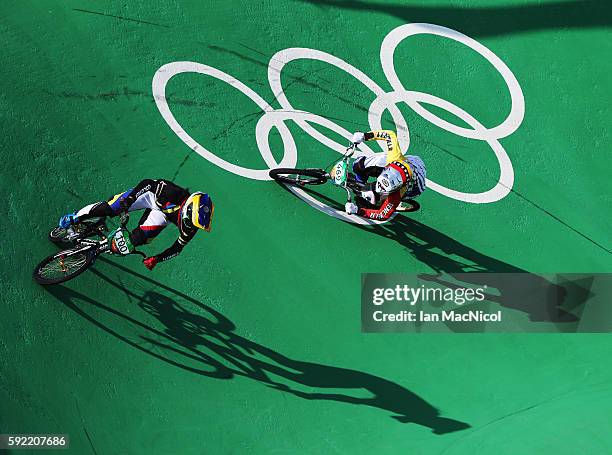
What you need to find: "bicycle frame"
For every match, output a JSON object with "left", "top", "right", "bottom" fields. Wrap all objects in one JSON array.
[{"left": 52, "top": 213, "right": 144, "bottom": 260}]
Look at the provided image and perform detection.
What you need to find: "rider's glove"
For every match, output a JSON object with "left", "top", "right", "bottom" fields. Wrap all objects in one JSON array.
[
  {"left": 351, "top": 131, "right": 365, "bottom": 144},
  {"left": 360, "top": 190, "right": 376, "bottom": 205},
  {"left": 59, "top": 212, "right": 79, "bottom": 229},
  {"left": 119, "top": 196, "right": 133, "bottom": 213},
  {"left": 143, "top": 256, "right": 158, "bottom": 270},
  {"left": 345, "top": 202, "right": 359, "bottom": 215}
]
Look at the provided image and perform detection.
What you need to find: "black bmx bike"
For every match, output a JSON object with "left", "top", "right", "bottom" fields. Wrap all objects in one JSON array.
[
  {"left": 33, "top": 213, "right": 145, "bottom": 285},
  {"left": 269, "top": 143, "right": 420, "bottom": 212}
]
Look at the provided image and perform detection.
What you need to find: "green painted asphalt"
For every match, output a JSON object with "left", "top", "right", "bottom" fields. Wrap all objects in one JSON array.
[{"left": 1, "top": 1, "right": 611, "bottom": 453}]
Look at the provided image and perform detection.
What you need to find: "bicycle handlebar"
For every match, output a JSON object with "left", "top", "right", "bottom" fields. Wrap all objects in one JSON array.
[
  {"left": 345, "top": 142, "right": 358, "bottom": 157},
  {"left": 119, "top": 212, "right": 130, "bottom": 228},
  {"left": 116, "top": 212, "right": 146, "bottom": 258}
]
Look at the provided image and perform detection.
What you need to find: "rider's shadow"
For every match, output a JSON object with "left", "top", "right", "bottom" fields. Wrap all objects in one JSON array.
[
  {"left": 292, "top": 186, "right": 588, "bottom": 324},
  {"left": 363, "top": 215, "right": 588, "bottom": 324},
  {"left": 45, "top": 264, "right": 470, "bottom": 435}
]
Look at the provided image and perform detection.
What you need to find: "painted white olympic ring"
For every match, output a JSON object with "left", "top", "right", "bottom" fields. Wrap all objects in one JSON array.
[
  {"left": 152, "top": 23, "right": 525, "bottom": 223},
  {"left": 268, "top": 47, "right": 410, "bottom": 155},
  {"left": 380, "top": 23, "right": 525, "bottom": 141},
  {"left": 152, "top": 61, "right": 298, "bottom": 180},
  {"left": 368, "top": 90, "right": 514, "bottom": 203}
]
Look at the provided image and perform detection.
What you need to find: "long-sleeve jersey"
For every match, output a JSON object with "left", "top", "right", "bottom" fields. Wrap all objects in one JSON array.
[
  {"left": 78, "top": 179, "right": 198, "bottom": 263},
  {"left": 122, "top": 179, "right": 197, "bottom": 262},
  {"left": 357, "top": 130, "right": 412, "bottom": 221},
  {"left": 364, "top": 130, "right": 408, "bottom": 165}
]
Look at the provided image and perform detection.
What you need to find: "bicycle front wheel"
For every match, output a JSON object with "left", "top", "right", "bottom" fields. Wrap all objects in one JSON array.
[
  {"left": 48, "top": 218, "right": 105, "bottom": 246},
  {"left": 33, "top": 248, "right": 97, "bottom": 285},
  {"left": 269, "top": 168, "right": 328, "bottom": 186}
]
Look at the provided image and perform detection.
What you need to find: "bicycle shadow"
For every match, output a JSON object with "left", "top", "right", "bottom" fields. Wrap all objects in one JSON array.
[
  {"left": 45, "top": 262, "right": 470, "bottom": 434},
  {"left": 292, "top": 186, "right": 586, "bottom": 325}
]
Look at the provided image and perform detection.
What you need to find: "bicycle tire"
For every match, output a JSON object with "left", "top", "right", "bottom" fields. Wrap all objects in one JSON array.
[
  {"left": 48, "top": 219, "right": 104, "bottom": 245},
  {"left": 33, "top": 248, "right": 97, "bottom": 285},
  {"left": 269, "top": 168, "right": 328, "bottom": 186},
  {"left": 48, "top": 226, "right": 72, "bottom": 245}
]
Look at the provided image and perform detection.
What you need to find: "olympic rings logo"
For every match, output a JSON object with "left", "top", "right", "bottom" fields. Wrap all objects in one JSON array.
[{"left": 152, "top": 23, "right": 525, "bottom": 225}]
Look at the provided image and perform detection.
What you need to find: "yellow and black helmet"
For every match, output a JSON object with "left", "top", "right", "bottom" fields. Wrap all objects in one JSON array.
[{"left": 180, "top": 192, "right": 214, "bottom": 232}]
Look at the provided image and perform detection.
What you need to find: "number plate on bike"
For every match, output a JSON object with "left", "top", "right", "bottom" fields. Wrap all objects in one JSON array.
[{"left": 331, "top": 161, "right": 348, "bottom": 185}]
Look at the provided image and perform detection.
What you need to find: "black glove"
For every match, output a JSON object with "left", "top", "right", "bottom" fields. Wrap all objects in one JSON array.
[{"left": 119, "top": 196, "right": 134, "bottom": 212}]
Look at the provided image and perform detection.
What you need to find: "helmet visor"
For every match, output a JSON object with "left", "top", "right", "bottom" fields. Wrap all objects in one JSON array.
[
  {"left": 192, "top": 194, "right": 214, "bottom": 231},
  {"left": 182, "top": 193, "right": 214, "bottom": 232}
]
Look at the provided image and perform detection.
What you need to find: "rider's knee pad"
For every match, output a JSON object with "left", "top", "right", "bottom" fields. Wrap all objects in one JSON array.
[{"left": 85, "top": 201, "right": 114, "bottom": 218}]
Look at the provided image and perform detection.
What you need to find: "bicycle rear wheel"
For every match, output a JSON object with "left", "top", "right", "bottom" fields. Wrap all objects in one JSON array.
[
  {"left": 269, "top": 168, "right": 328, "bottom": 186},
  {"left": 33, "top": 248, "right": 97, "bottom": 285}
]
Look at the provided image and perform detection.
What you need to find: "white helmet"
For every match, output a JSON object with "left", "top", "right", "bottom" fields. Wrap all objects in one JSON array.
[{"left": 376, "top": 161, "right": 409, "bottom": 195}]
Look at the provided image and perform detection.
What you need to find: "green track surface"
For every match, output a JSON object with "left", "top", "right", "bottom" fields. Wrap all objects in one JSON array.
[{"left": 1, "top": 1, "right": 611, "bottom": 453}]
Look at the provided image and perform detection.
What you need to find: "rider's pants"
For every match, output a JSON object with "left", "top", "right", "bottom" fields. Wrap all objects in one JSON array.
[
  {"left": 76, "top": 189, "right": 170, "bottom": 245},
  {"left": 352, "top": 153, "right": 387, "bottom": 183}
]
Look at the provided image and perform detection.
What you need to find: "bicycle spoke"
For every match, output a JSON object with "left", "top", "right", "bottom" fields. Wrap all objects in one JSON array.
[{"left": 39, "top": 253, "right": 89, "bottom": 280}]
